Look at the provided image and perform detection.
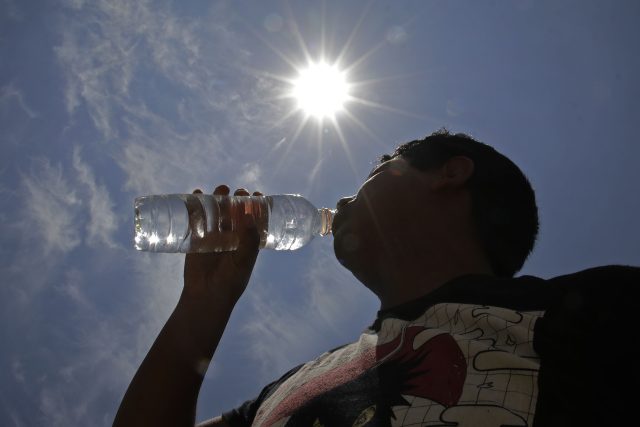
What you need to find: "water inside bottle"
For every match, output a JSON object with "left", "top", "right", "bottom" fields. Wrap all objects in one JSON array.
[
  {"left": 134, "top": 194, "right": 333, "bottom": 253},
  {"left": 184, "top": 195, "right": 270, "bottom": 252},
  {"left": 135, "top": 195, "right": 192, "bottom": 252}
]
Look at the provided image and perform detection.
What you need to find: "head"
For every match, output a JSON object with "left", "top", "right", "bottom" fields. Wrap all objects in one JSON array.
[{"left": 333, "top": 129, "right": 538, "bottom": 291}]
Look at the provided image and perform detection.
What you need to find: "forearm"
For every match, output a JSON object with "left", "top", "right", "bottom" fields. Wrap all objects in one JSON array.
[
  {"left": 113, "top": 292, "right": 238, "bottom": 427},
  {"left": 115, "top": 186, "right": 260, "bottom": 426}
]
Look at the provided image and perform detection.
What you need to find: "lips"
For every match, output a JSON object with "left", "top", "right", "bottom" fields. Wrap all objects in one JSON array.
[{"left": 333, "top": 195, "right": 356, "bottom": 234}]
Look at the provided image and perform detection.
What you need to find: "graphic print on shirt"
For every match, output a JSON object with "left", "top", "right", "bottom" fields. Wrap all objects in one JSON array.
[
  {"left": 283, "top": 326, "right": 466, "bottom": 426},
  {"left": 251, "top": 303, "right": 543, "bottom": 427}
]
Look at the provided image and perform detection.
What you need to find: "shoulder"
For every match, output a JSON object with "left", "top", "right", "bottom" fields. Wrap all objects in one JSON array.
[
  {"left": 548, "top": 264, "right": 640, "bottom": 285},
  {"left": 534, "top": 264, "right": 640, "bottom": 361},
  {"left": 540, "top": 264, "right": 640, "bottom": 320},
  {"left": 544, "top": 264, "right": 640, "bottom": 309},
  {"left": 534, "top": 264, "right": 640, "bottom": 365}
]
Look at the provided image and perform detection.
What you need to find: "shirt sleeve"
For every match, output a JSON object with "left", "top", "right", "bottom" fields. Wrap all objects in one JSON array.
[{"left": 221, "top": 364, "right": 304, "bottom": 427}]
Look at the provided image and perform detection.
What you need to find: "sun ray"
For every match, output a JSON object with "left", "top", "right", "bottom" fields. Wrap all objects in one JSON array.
[
  {"left": 271, "top": 113, "right": 311, "bottom": 177},
  {"left": 284, "top": 1, "right": 314, "bottom": 65},
  {"left": 335, "top": 0, "right": 375, "bottom": 68},
  {"left": 247, "top": 1, "right": 441, "bottom": 188},
  {"left": 320, "top": 0, "right": 327, "bottom": 60},
  {"left": 303, "top": 123, "right": 327, "bottom": 196},
  {"left": 265, "top": 107, "right": 303, "bottom": 133},
  {"left": 237, "top": 65, "right": 295, "bottom": 86},
  {"left": 348, "top": 71, "right": 426, "bottom": 89},
  {"left": 340, "top": 109, "right": 389, "bottom": 152},
  {"left": 234, "top": 14, "right": 302, "bottom": 72},
  {"left": 342, "top": 40, "right": 387, "bottom": 76},
  {"left": 348, "top": 96, "right": 430, "bottom": 120},
  {"left": 330, "top": 116, "right": 364, "bottom": 188}
]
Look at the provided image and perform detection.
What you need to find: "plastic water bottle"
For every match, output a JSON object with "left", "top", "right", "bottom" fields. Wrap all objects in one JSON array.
[{"left": 133, "top": 194, "right": 335, "bottom": 253}]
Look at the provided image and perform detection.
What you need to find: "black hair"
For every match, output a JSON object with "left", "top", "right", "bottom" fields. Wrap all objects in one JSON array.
[{"left": 381, "top": 129, "right": 539, "bottom": 277}]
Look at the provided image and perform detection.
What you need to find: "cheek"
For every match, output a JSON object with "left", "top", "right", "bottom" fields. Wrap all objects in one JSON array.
[{"left": 353, "top": 193, "right": 400, "bottom": 239}]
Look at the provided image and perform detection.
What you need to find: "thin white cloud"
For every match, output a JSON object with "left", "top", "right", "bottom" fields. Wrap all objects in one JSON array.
[
  {"left": 235, "top": 163, "right": 264, "bottom": 193},
  {"left": 54, "top": 0, "right": 207, "bottom": 140},
  {"left": 242, "top": 245, "right": 376, "bottom": 380},
  {"left": 54, "top": 28, "right": 125, "bottom": 140},
  {"left": 72, "top": 147, "right": 118, "bottom": 249},
  {"left": 0, "top": 83, "right": 39, "bottom": 119},
  {"left": 54, "top": 31, "right": 81, "bottom": 115},
  {"left": 55, "top": 0, "right": 285, "bottom": 193},
  {"left": 16, "top": 151, "right": 118, "bottom": 256},
  {"left": 306, "top": 251, "right": 377, "bottom": 335},
  {"left": 38, "top": 1, "right": 300, "bottom": 425},
  {"left": 38, "top": 389, "right": 75, "bottom": 427},
  {"left": 56, "top": 268, "right": 92, "bottom": 309},
  {"left": 19, "top": 158, "right": 81, "bottom": 255},
  {"left": 23, "top": 255, "right": 185, "bottom": 427}
]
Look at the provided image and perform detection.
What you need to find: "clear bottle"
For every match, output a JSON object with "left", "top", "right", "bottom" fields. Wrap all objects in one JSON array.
[{"left": 133, "top": 194, "right": 334, "bottom": 253}]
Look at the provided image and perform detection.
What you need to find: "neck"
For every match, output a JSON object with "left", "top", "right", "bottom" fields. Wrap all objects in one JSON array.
[
  {"left": 376, "top": 265, "right": 493, "bottom": 311},
  {"left": 366, "top": 242, "right": 494, "bottom": 311}
]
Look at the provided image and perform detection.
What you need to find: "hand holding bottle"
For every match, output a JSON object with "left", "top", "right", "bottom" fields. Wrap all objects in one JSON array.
[
  {"left": 134, "top": 190, "right": 333, "bottom": 253},
  {"left": 182, "top": 185, "right": 262, "bottom": 303},
  {"left": 115, "top": 186, "right": 265, "bottom": 427}
]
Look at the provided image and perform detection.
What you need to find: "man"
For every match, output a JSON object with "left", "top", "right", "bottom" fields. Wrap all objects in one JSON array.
[{"left": 114, "top": 130, "right": 638, "bottom": 426}]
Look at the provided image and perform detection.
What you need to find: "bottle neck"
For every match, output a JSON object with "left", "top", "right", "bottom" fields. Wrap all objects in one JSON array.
[{"left": 316, "top": 208, "right": 335, "bottom": 236}]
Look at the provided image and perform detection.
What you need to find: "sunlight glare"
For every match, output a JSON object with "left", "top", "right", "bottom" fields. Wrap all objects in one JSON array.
[
  {"left": 292, "top": 62, "right": 350, "bottom": 119},
  {"left": 149, "top": 233, "right": 160, "bottom": 245}
]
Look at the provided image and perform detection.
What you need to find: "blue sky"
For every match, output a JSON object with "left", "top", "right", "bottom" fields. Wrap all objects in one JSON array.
[{"left": 1, "top": 0, "right": 639, "bottom": 425}]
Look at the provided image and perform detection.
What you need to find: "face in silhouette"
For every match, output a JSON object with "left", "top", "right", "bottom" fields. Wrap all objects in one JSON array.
[{"left": 332, "top": 157, "right": 442, "bottom": 288}]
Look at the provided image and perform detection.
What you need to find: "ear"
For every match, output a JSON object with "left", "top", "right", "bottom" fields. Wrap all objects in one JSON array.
[{"left": 430, "top": 156, "right": 474, "bottom": 190}]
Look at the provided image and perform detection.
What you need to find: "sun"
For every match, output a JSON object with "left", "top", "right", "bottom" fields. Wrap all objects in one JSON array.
[{"left": 291, "top": 61, "right": 351, "bottom": 120}]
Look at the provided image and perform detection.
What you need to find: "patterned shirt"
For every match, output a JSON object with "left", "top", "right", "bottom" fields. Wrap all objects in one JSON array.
[{"left": 223, "top": 266, "right": 639, "bottom": 426}]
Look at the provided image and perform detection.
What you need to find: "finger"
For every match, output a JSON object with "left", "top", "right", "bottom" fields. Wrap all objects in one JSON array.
[
  {"left": 232, "top": 212, "right": 260, "bottom": 266},
  {"left": 253, "top": 191, "right": 263, "bottom": 196},
  {"left": 213, "top": 185, "right": 230, "bottom": 196},
  {"left": 234, "top": 188, "right": 250, "bottom": 196}
]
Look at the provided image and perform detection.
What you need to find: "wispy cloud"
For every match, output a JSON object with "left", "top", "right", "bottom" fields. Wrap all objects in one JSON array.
[
  {"left": 15, "top": 150, "right": 119, "bottom": 257},
  {"left": 16, "top": 255, "right": 186, "bottom": 427},
  {"left": 235, "top": 163, "right": 264, "bottom": 193},
  {"left": 56, "top": 268, "right": 92, "bottom": 309},
  {"left": 18, "top": 1, "right": 313, "bottom": 425},
  {"left": 72, "top": 147, "right": 118, "bottom": 249},
  {"left": 19, "top": 158, "right": 81, "bottom": 256},
  {"left": 55, "top": 0, "right": 287, "bottom": 194},
  {"left": 2, "top": 156, "right": 123, "bottom": 426},
  {"left": 54, "top": 25, "right": 126, "bottom": 140},
  {"left": 243, "top": 245, "right": 377, "bottom": 379},
  {"left": 0, "top": 84, "right": 38, "bottom": 119}
]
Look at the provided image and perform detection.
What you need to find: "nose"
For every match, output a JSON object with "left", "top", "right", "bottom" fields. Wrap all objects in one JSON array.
[{"left": 336, "top": 196, "right": 354, "bottom": 210}]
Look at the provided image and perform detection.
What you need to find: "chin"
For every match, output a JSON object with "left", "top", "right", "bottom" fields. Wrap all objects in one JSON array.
[{"left": 334, "top": 232, "right": 373, "bottom": 277}]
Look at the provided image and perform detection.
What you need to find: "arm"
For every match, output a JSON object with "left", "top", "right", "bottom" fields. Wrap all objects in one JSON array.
[{"left": 114, "top": 186, "right": 260, "bottom": 427}]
